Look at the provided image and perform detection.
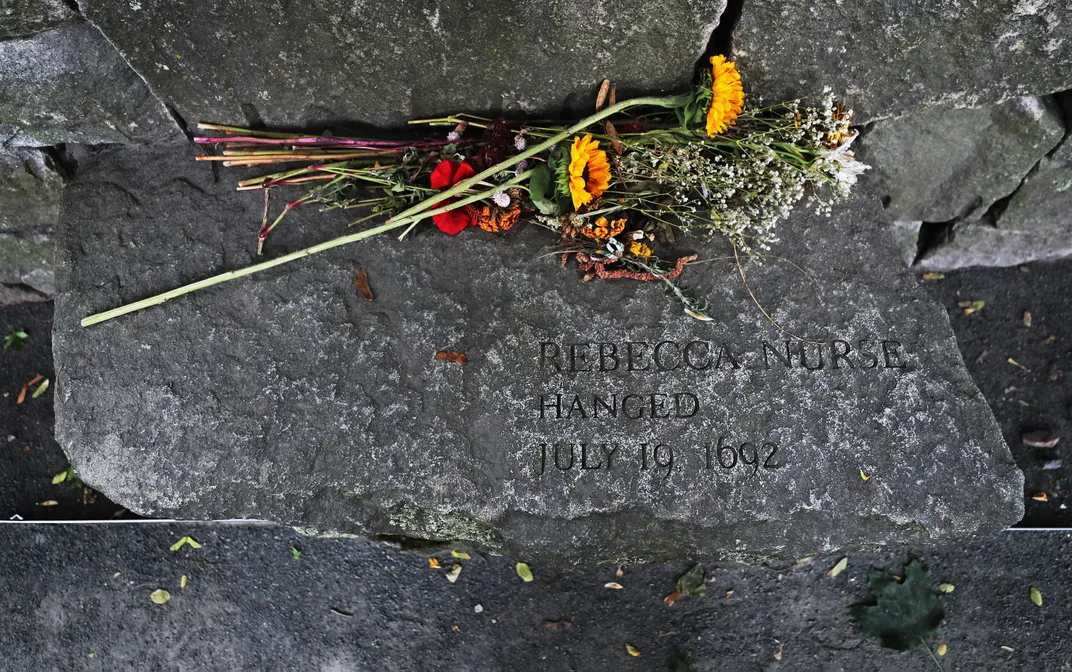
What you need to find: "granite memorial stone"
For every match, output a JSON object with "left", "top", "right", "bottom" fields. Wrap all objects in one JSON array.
[{"left": 55, "top": 144, "right": 1023, "bottom": 563}]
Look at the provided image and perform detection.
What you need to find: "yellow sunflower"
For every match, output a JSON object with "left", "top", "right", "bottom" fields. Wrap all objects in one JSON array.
[
  {"left": 705, "top": 55, "right": 745, "bottom": 137},
  {"left": 568, "top": 134, "right": 611, "bottom": 210}
]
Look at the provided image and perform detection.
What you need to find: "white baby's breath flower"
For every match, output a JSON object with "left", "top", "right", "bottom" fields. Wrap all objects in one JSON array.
[
  {"left": 493, "top": 191, "right": 511, "bottom": 208},
  {"left": 446, "top": 131, "right": 461, "bottom": 142},
  {"left": 514, "top": 133, "right": 527, "bottom": 151}
]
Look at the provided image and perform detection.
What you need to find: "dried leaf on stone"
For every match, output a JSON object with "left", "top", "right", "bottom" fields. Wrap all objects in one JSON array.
[
  {"left": 1030, "top": 587, "right": 1043, "bottom": 606},
  {"left": 625, "top": 644, "right": 642, "bottom": 657},
  {"left": 450, "top": 550, "right": 471, "bottom": 560},
  {"left": 516, "top": 562, "right": 534, "bottom": 582},
  {"left": 16, "top": 374, "right": 43, "bottom": 405},
  {"left": 959, "top": 300, "right": 985, "bottom": 315},
  {"left": 676, "top": 563, "right": 706, "bottom": 597},
  {"left": 1042, "top": 335, "right": 1056, "bottom": 345},
  {"left": 604, "top": 121, "right": 624, "bottom": 155},
  {"left": 1023, "top": 311, "right": 1032, "bottom": 327},
  {"left": 604, "top": 582, "right": 623, "bottom": 590},
  {"left": 354, "top": 269, "right": 374, "bottom": 301},
  {"left": 181, "top": 575, "right": 188, "bottom": 590},
  {"left": 435, "top": 349, "right": 468, "bottom": 364},
  {"left": 827, "top": 557, "right": 848, "bottom": 578},
  {"left": 595, "top": 79, "right": 610, "bottom": 110},
  {"left": 664, "top": 591, "right": 683, "bottom": 605},
  {"left": 1001, "top": 646, "right": 1015, "bottom": 653},
  {"left": 150, "top": 589, "right": 170, "bottom": 605},
  {"left": 938, "top": 583, "right": 954, "bottom": 593},
  {"left": 937, "top": 643, "right": 948, "bottom": 656},
  {"left": 545, "top": 619, "right": 572, "bottom": 631},
  {"left": 446, "top": 564, "right": 462, "bottom": 583},
  {"left": 921, "top": 272, "right": 945, "bottom": 280},
  {"left": 39, "top": 500, "right": 58, "bottom": 506},
  {"left": 609, "top": 83, "right": 617, "bottom": 107},
  {"left": 428, "top": 557, "right": 440, "bottom": 568},
  {"left": 1007, "top": 357, "right": 1031, "bottom": 372},
  {"left": 1023, "top": 431, "right": 1059, "bottom": 448},
  {"left": 52, "top": 470, "right": 68, "bottom": 485},
  {"left": 616, "top": 566, "right": 624, "bottom": 578},
  {"left": 31, "top": 379, "right": 49, "bottom": 399},
  {"left": 852, "top": 559, "right": 945, "bottom": 650},
  {"left": 1032, "top": 492, "right": 1049, "bottom": 502},
  {"left": 170, "top": 536, "right": 203, "bottom": 551},
  {"left": 860, "top": 469, "right": 870, "bottom": 481}
]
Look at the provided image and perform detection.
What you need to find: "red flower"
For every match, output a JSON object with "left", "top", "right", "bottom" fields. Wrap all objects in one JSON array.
[{"left": 429, "top": 160, "right": 476, "bottom": 235}]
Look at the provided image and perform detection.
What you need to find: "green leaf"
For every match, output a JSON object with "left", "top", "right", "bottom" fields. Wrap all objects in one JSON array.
[
  {"left": 450, "top": 550, "right": 471, "bottom": 560},
  {"left": 827, "top": 557, "right": 849, "bottom": 578},
  {"left": 52, "top": 470, "right": 68, "bottom": 485},
  {"left": 149, "top": 589, "right": 170, "bottom": 605},
  {"left": 3, "top": 329, "right": 28, "bottom": 350},
  {"left": 528, "top": 164, "right": 560, "bottom": 215},
  {"left": 169, "top": 536, "right": 202, "bottom": 551},
  {"left": 516, "top": 562, "right": 534, "bottom": 583},
  {"left": 676, "top": 563, "right": 706, "bottom": 597},
  {"left": 291, "top": 546, "right": 302, "bottom": 560},
  {"left": 31, "top": 378, "right": 50, "bottom": 399},
  {"left": 1030, "top": 587, "right": 1043, "bottom": 607},
  {"left": 853, "top": 559, "right": 945, "bottom": 650}
]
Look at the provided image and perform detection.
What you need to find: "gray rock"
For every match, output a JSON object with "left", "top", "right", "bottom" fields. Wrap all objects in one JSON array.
[
  {"left": 0, "top": 0, "right": 75, "bottom": 39},
  {"left": 0, "top": 147, "right": 61, "bottom": 294},
  {"left": 54, "top": 145, "right": 1022, "bottom": 564},
  {"left": 79, "top": 0, "right": 726, "bottom": 129},
  {"left": 734, "top": 0, "right": 1072, "bottom": 121},
  {"left": 890, "top": 220, "right": 921, "bottom": 266},
  {"left": 918, "top": 130, "right": 1072, "bottom": 270},
  {"left": 858, "top": 96, "right": 1065, "bottom": 222},
  {"left": 0, "top": 20, "right": 182, "bottom": 146}
]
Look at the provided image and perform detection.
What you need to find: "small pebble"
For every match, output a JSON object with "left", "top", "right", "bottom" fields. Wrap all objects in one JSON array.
[
  {"left": 6, "top": 435, "right": 15, "bottom": 442},
  {"left": 474, "top": 604, "right": 483, "bottom": 614}
]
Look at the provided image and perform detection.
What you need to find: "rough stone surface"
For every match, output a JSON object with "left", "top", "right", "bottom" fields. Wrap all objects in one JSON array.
[
  {"left": 2, "top": 524, "right": 1072, "bottom": 671},
  {"left": 80, "top": 0, "right": 725, "bottom": 129},
  {"left": 733, "top": 0, "right": 1072, "bottom": 121},
  {"left": 54, "top": 145, "right": 1023, "bottom": 564},
  {"left": 0, "top": 0, "right": 75, "bottom": 39},
  {"left": 0, "top": 147, "right": 61, "bottom": 294},
  {"left": 0, "top": 20, "right": 182, "bottom": 146},
  {"left": 858, "top": 96, "right": 1066, "bottom": 222},
  {"left": 891, "top": 220, "right": 921, "bottom": 267},
  {"left": 917, "top": 130, "right": 1072, "bottom": 270}
]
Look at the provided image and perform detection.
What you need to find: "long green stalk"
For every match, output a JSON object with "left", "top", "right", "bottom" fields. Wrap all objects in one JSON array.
[{"left": 82, "top": 95, "right": 689, "bottom": 327}]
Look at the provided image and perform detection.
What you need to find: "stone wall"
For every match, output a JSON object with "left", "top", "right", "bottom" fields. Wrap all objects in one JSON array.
[{"left": 1, "top": 0, "right": 1070, "bottom": 296}]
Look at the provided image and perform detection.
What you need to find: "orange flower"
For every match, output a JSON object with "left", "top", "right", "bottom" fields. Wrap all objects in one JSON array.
[
  {"left": 568, "top": 134, "right": 611, "bottom": 210},
  {"left": 705, "top": 55, "right": 744, "bottom": 137},
  {"left": 628, "top": 241, "right": 653, "bottom": 258},
  {"left": 581, "top": 216, "right": 626, "bottom": 242},
  {"left": 475, "top": 203, "right": 521, "bottom": 233}
]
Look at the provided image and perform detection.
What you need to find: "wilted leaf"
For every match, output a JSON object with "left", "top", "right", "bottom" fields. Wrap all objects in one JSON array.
[
  {"left": 446, "top": 564, "right": 462, "bottom": 583},
  {"left": 685, "top": 308, "right": 713, "bottom": 321},
  {"left": 625, "top": 644, "right": 642, "bottom": 657},
  {"left": 1042, "top": 335, "right": 1056, "bottom": 345},
  {"left": 354, "top": 269, "right": 374, "bottom": 301},
  {"left": 604, "top": 121, "right": 624, "bottom": 155},
  {"left": 1032, "top": 492, "right": 1049, "bottom": 502},
  {"left": 435, "top": 349, "right": 468, "bottom": 364},
  {"left": 39, "top": 500, "right": 58, "bottom": 506},
  {"left": 16, "top": 374, "right": 43, "bottom": 405},
  {"left": 1030, "top": 587, "right": 1043, "bottom": 607},
  {"left": 664, "top": 591, "right": 683, "bottom": 605},
  {"left": 1007, "top": 357, "right": 1031, "bottom": 372},
  {"left": 180, "top": 575, "right": 188, "bottom": 590},
  {"left": 516, "top": 562, "right": 534, "bottom": 582},
  {"left": 31, "top": 379, "right": 49, "bottom": 399},
  {"left": 150, "top": 589, "right": 170, "bottom": 605},
  {"left": 853, "top": 559, "right": 945, "bottom": 650},
  {"left": 52, "top": 470, "right": 68, "bottom": 485},
  {"left": 676, "top": 563, "right": 706, "bottom": 597},
  {"left": 595, "top": 79, "right": 610, "bottom": 110},
  {"left": 428, "top": 557, "right": 440, "bottom": 569},
  {"left": 921, "top": 272, "right": 945, "bottom": 280},
  {"left": 860, "top": 469, "right": 870, "bottom": 481},
  {"left": 544, "top": 619, "right": 572, "bottom": 631},
  {"left": 186, "top": 537, "right": 203, "bottom": 549},
  {"left": 170, "top": 536, "right": 202, "bottom": 551},
  {"left": 1023, "top": 311, "right": 1032, "bottom": 327},
  {"left": 291, "top": 546, "right": 302, "bottom": 561},
  {"left": 958, "top": 300, "right": 985, "bottom": 315},
  {"left": 938, "top": 583, "right": 954, "bottom": 593},
  {"left": 604, "top": 582, "right": 623, "bottom": 590},
  {"left": 616, "top": 566, "right": 624, "bottom": 578},
  {"left": 827, "top": 557, "right": 848, "bottom": 578},
  {"left": 1001, "top": 646, "right": 1015, "bottom": 653},
  {"left": 937, "top": 643, "right": 948, "bottom": 656},
  {"left": 450, "top": 550, "right": 471, "bottom": 560},
  {"left": 608, "top": 83, "right": 617, "bottom": 107},
  {"left": 1023, "top": 431, "right": 1060, "bottom": 448}
]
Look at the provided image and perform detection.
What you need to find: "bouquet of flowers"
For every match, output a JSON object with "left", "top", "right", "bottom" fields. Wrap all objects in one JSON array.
[{"left": 81, "top": 56, "right": 867, "bottom": 327}]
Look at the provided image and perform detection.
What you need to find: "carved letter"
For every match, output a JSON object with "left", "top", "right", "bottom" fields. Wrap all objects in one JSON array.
[
  {"left": 622, "top": 394, "right": 645, "bottom": 419},
  {"left": 881, "top": 340, "right": 909, "bottom": 369},
  {"left": 539, "top": 394, "right": 561, "bottom": 419},
  {"left": 674, "top": 392, "right": 699, "bottom": 418},
  {"left": 763, "top": 341, "right": 792, "bottom": 369},
  {"left": 831, "top": 339, "right": 855, "bottom": 369},
  {"left": 598, "top": 342, "right": 619, "bottom": 372},
  {"left": 683, "top": 341, "right": 711, "bottom": 370},
  {"left": 626, "top": 342, "right": 651, "bottom": 371},
  {"left": 554, "top": 444, "right": 575, "bottom": 470},
  {"left": 540, "top": 342, "right": 561, "bottom": 372},
  {"left": 568, "top": 343, "right": 592, "bottom": 372},
  {"left": 580, "top": 443, "right": 603, "bottom": 469},
  {"left": 653, "top": 341, "right": 681, "bottom": 371},
  {"left": 714, "top": 344, "right": 741, "bottom": 369},
  {"left": 857, "top": 339, "right": 878, "bottom": 368}
]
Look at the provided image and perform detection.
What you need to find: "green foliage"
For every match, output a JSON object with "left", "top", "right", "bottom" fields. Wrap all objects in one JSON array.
[
  {"left": 676, "top": 563, "right": 706, "bottom": 597},
  {"left": 853, "top": 559, "right": 945, "bottom": 650},
  {"left": 291, "top": 546, "right": 302, "bottom": 561},
  {"left": 549, "top": 145, "right": 572, "bottom": 200},
  {"left": 3, "top": 329, "right": 28, "bottom": 350},
  {"left": 528, "top": 164, "right": 559, "bottom": 215}
]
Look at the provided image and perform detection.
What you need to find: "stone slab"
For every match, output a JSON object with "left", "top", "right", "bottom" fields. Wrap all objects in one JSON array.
[
  {"left": 734, "top": 0, "right": 1072, "bottom": 121},
  {"left": 0, "top": 0, "right": 75, "bottom": 40},
  {"left": 0, "top": 20, "right": 182, "bottom": 146},
  {"left": 2, "top": 524, "right": 1071, "bottom": 671},
  {"left": 0, "top": 147, "right": 61, "bottom": 294},
  {"left": 55, "top": 144, "right": 1023, "bottom": 564},
  {"left": 858, "top": 96, "right": 1066, "bottom": 223},
  {"left": 80, "top": 0, "right": 725, "bottom": 129}
]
